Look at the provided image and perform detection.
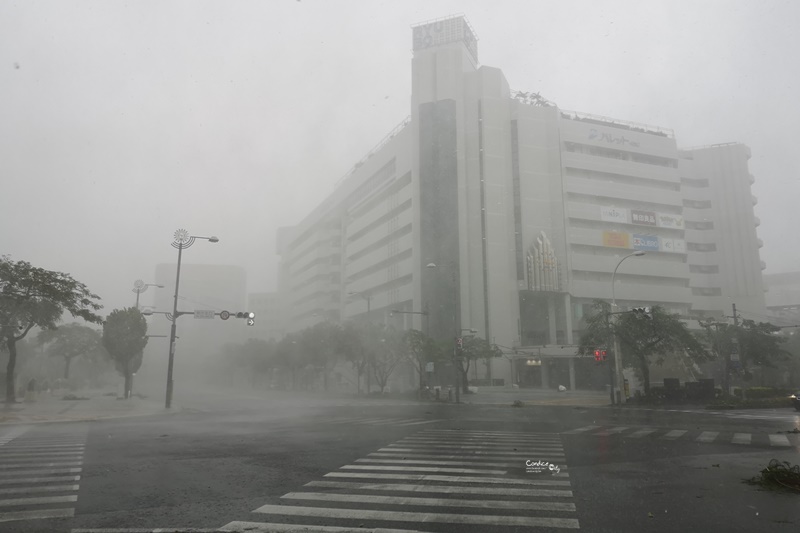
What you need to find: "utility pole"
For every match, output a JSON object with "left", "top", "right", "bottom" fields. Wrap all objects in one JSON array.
[{"left": 730, "top": 303, "right": 740, "bottom": 396}]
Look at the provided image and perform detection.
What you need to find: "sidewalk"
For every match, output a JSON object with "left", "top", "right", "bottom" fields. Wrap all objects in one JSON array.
[{"left": 0, "top": 390, "right": 168, "bottom": 425}]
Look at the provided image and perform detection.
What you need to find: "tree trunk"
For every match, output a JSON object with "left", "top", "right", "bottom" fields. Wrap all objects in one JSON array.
[
  {"left": 639, "top": 355, "right": 651, "bottom": 396},
  {"left": 64, "top": 357, "right": 72, "bottom": 380},
  {"left": 124, "top": 371, "right": 133, "bottom": 399},
  {"left": 5, "top": 338, "right": 17, "bottom": 403}
]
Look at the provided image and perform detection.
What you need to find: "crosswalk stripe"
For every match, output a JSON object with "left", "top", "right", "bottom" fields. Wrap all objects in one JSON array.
[
  {"left": 0, "top": 467, "right": 81, "bottom": 477},
  {"left": 379, "top": 448, "right": 566, "bottom": 459},
  {"left": 662, "top": 430, "right": 687, "bottom": 440},
  {"left": 594, "top": 427, "right": 628, "bottom": 436},
  {"left": 0, "top": 452, "right": 84, "bottom": 458},
  {"left": 769, "top": 434, "right": 791, "bottom": 447},
  {"left": 252, "top": 503, "right": 581, "bottom": 528},
  {"left": 696, "top": 432, "right": 719, "bottom": 443},
  {"left": 304, "top": 480, "right": 574, "bottom": 497},
  {"left": 0, "top": 445, "right": 84, "bottom": 450},
  {"left": 324, "top": 472, "right": 572, "bottom": 486},
  {"left": 423, "top": 430, "right": 556, "bottom": 436},
  {"left": 562, "top": 425, "right": 600, "bottom": 434},
  {"left": 402, "top": 436, "right": 561, "bottom": 444},
  {"left": 357, "top": 458, "right": 532, "bottom": 469},
  {"left": 628, "top": 429, "right": 657, "bottom": 438},
  {"left": 0, "top": 494, "right": 77, "bottom": 507},
  {"left": 0, "top": 462, "right": 82, "bottom": 469},
  {"left": 0, "top": 484, "right": 79, "bottom": 496},
  {"left": 393, "top": 420, "right": 441, "bottom": 426},
  {"left": 369, "top": 452, "right": 567, "bottom": 463},
  {"left": 0, "top": 507, "right": 74, "bottom": 523},
  {"left": 387, "top": 443, "right": 563, "bottom": 451},
  {"left": 281, "top": 491, "right": 577, "bottom": 511},
  {"left": 340, "top": 464, "right": 507, "bottom": 475},
  {"left": 731, "top": 433, "right": 751, "bottom": 445},
  {"left": 220, "top": 521, "right": 431, "bottom": 533},
  {"left": 0, "top": 475, "right": 81, "bottom": 485}
]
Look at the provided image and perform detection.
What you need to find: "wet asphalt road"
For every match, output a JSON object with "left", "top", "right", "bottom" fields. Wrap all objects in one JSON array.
[{"left": 1, "top": 390, "right": 799, "bottom": 533}]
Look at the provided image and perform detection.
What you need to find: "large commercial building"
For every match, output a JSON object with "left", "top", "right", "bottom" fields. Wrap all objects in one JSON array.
[{"left": 275, "top": 15, "right": 766, "bottom": 390}]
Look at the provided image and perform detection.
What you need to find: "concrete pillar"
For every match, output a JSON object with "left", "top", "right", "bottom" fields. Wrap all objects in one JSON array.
[
  {"left": 564, "top": 293, "right": 574, "bottom": 344},
  {"left": 547, "top": 296, "right": 557, "bottom": 344},
  {"left": 568, "top": 357, "right": 576, "bottom": 391},
  {"left": 541, "top": 360, "right": 550, "bottom": 389}
]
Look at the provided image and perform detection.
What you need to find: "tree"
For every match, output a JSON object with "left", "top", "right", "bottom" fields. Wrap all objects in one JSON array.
[
  {"left": 37, "top": 323, "right": 104, "bottom": 379},
  {"left": 102, "top": 308, "right": 148, "bottom": 399},
  {"left": 458, "top": 336, "right": 503, "bottom": 394},
  {"left": 300, "top": 321, "right": 345, "bottom": 391},
  {"left": 0, "top": 256, "right": 103, "bottom": 403},
  {"left": 403, "top": 329, "right": 441, "bottom": 395},
  {"left": 699, "top": 318, "right": 790, "bottom": 389},
  {"left": 368, "top": 325, "right": 405, "bottom": 394},
  {"left": 579, "top": 300, "right": 709, "bottom": 396}
]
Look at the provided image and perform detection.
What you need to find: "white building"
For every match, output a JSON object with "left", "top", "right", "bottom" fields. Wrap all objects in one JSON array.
[{"left": 275, "top": 15, "right": 766, "bottom": 390}]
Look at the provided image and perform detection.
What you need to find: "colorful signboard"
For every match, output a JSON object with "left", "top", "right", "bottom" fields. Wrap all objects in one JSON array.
[
  {"left": 632, "top": 234, "right": 660, "bottom": 251},
  {"left": 603, "top": 231, "right": 630, "bottom": 248},
  {"left": 600, "top": 206, "right": 628, "bottom": 224},
  {"left": 631, "top": 209, "right": 657, "bottom": 226}
]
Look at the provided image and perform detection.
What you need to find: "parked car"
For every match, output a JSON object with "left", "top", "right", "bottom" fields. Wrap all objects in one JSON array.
[{"left": 791, "top": 392, "right": 800, "bottom": 411}]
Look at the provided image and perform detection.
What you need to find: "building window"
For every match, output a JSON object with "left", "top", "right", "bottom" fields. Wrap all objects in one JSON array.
[
  {"left": 681, "top": 177, "right": 709, "bottom": 188},
  {"left": 691, "top": 287, "right": 722, "bottom": 296},
  {"left": 685, "top": 220, "right": 714, "bottom": 230},
  {"left": 687, "top": 242, "right": 717, "bottom": 252},
  {"left": 689, "top": 264, "right": 720, "bottom": 274},
  {"left": 682, "top": 199, "right": 712, "bottom": 209}
]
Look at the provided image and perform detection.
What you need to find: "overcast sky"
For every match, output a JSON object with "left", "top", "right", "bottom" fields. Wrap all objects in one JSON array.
[{"left": 1, "top": 0, "right": 798, "bottom": 314}]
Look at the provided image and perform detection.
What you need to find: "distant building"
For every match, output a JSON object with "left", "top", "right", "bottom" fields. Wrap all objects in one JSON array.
[
  {"left": 275, "top": 15, "right": 767, "bottom": 390},
  {"left": 764, "top": 271, "right": 800, "bottom": 325}
]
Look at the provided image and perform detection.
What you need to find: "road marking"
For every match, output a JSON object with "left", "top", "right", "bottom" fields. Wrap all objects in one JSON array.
[
  {"left": 696, "top": 431, "right": 719, "bottom": 443},
  {"left": 0, "top": 507, "right": 74, "bottom": 522},
  {"left": 628, "top": 429, "right": 657, "bottom": 438},
  {"left": 402, "top": 436, "right": 562, "bottom": 444},
  {"left": 305, "top": 480, "right": 573, "bottom": 497},
  {"left": 251, "top": 503, "right": 581, "bottom": 528},
  {"left": 379, "top": 448, "right": 565, "bottom": 459},
  {"left": 357, "top": 457, "right": 533, "bottom": 469},
  {"left": 731, "top": 433, "right": 752, "bottom": 445},
  {"left": 0, "top": 467, "right": 81, "bottom": 477},
  {"left": 386, "top": 443, "right": 563, "bottom": 451},
  {"left": 282, "top": 491, "right": 577, "bottom": 511},
  {"left": 340, "top": 464, "right": 508, "bottom": 475},
  {"left": 0, "top": 461, "right": 82, "bottom": 469},
  {"left": 0, "top": 475, "right": 81, "bottom": 485},
  {"left": 220, "top": 522, "right": 430, "bottom": 533},
  {"left": 0, "top": 451, "right": 84, "bottom": 458},
  {"left": 594, "top": 427, "right": 628, "bottom": 436},
  {"left": 0, "top": 484, "right": 79, "bottom": 495},
  {"left": 662, "top": 430, "right": 687, "bottom": 440},
  {"left": 562, "top": 425, "right": 601, "bottom": 434},
  {"left": 769, "top": 434, "right": 791, "bottom": 447},
  {"left": 0, "top": 494, "right": 77, "bottom": 507},
  {"left": 392, "top": 419, "right": 442, "bottom": 426},
  {"left": 324, "top": 472, "right": 572, "bottom": 486}
]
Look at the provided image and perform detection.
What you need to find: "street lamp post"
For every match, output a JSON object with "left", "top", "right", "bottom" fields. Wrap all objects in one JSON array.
[
  {"left": 610, "top": 251, "right": 646, "bottom": 405},
  {"left": 165, "top": 229, "right": 218, "bottom": 409},
  {"left": 132, "top": 280, "right": 164, "bottom": 310}
]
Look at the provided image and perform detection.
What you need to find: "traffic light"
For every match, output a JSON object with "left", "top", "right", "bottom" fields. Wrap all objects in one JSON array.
[
  {"left": 632, "top": 306, "right": 653, "bottom": 320},
  {"left": 235, "top": 311, "right": 256, "bottom": 325},
  {"left": 594, "top": 349, "right": 602, "bottom": 362},
  {"left": 601, "top": 349, "right": 608, "bottom": 361},
  {"left": 455, "top": 337, "right": 463, "bottom": 350}
]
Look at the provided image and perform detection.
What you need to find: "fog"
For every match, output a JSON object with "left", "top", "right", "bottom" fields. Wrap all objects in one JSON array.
[{"left": 1, "top": 0, "right": 798, "bottom": 317}]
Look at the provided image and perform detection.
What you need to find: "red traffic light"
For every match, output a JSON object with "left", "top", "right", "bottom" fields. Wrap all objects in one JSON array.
[
  {"left": 601, "top": 350, "right": 608, "bottom": 361},
  {"left": 594, "top": 350, "right": 601, "bottom": 361}
]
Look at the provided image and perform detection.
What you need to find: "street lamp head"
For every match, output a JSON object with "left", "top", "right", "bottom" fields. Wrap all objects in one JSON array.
[
  {"left": 208, "top": 236, "right": 220, "bottom": 243},
  {"left": 633, "top": 251, "right": 646, "bottom": 257},
  {"left": 155, "top": 284, "right": 165, "bottom": 288},
  {"left": 426, "top": 263, "right": 437, "bottom": 269}
]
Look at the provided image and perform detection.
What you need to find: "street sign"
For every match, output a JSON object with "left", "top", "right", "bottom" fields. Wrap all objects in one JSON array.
[
  {"left": 220, "top": 310, "right": 230, "bottom": 320},
  {"left": 194, "top": 310, "right": 215, "bottom": 319}
]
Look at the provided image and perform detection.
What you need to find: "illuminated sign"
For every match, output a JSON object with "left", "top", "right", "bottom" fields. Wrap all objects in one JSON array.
[
  {"left": 657, "top": 213, "right": 684, "bottom": 229},
  {"left": 603, "top": 231, "right": 630, "bottom": 248},
  {"left": 633, "top": 234, "right": 659, "bottom": 251},
  {"left": 659, "top": 238, "right": 687, "bottom": 253},
  {"left": 600, "top": 206, "right": 628, "bottom": 224},
  {"left": 631, "top": 210, "right": 657, "bottom": 226},
  {"left": 412, "top": 16, "right": 478, "bottom": 61}
]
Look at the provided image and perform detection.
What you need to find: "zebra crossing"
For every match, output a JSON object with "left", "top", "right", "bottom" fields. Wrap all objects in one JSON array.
[
  {"left": 0, "top": 426, "right": 86, "bottom": 525},
  {"left": 324, "top": 416, "right": 445, "bottom": 427},
  {"left": 563, "top": 425, "right": 800, "bottom": 448},
  {"left": 219, "top": 429, "right": 580, "bottom": 532}
]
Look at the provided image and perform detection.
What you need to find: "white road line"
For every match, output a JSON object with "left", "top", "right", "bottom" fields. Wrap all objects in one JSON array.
[
  {"left": 368, "top": 452, "right": 567, "bottom": 464},
  {"left": 0, "top": 494, "right": 77, "bottom": 507},
  {"left": 357, "top": 458, "right": 529, "bottom": 468},
  {"left": 628, "top": 429, "right": 657, "bottom": 438},
  {"left": 0, "top": 507, "right": 74, "bottom": 522},
  {"left": 0, "top": 445, "right": 84, "bottom": 450},
  {"left": 562, "top": 425, "right": 601, "bottom": 434},
  {"left": 387, "top": 443, "right": 563, "bottom": 451},
  {"left": 0, "top": 452, "right": 84, "bottom": 458},
  {"left": 401, "top": 437, "right": 561, "bottom": 444},
  {"left": 324, "top": 472, "right": 572, "bottom": 485},
  {"left": 0, "top": 475, "right": 81, "bottom": 485},
  {"left": 252, "top": 503, "right": 580, "bottom": 529},
  {"left": 305, "top": 480, "right": 573, "bottom": 497},
  {"left": 696, "top": 431, "right": 719, "bottom": 443},
  {"left": 0, "top": 484, "right": 79, "bottom": 495},
  {"left": 220, "top": 522, "right": 430, "bottom": 533},
  {"left": 0, "top": 461, "right": 83, "bottom": 469},
  {"left": 594, "top": 427, "right": 628, "bottom": 436},
  {"left": 282, "top": 491, "right": 577, "bottom": 511},
  {"left": 369, "top": 419, "right": 422, "bottom": 426},
  {"left": 393, "top": 420, "right": 441, "bottom": 426},
  {"left": 731, "top": 433, "right": 752, "bottom": 445},
  {"left": 769, "top": 434, "right": 791, "bottom": 447},
  {"left": 340, "top": 464, "right": 507, "bottom": 475},
  {"left": 0, "top": 467, "right": 82, "bottom": 477},
  {"left": 662, "top": 430, "right": 688, "bottom": 440},
  {"left": 379, "top": 448, "right": 565, "bottom": 459},
  {"left": 423, "top": 430, "right": 556, "bottom": 436}
]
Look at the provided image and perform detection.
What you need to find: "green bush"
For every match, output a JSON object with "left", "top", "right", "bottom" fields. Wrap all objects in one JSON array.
[
  {"left": 706, "top": 396, "right": 793, "bottom": 410},
  {"left": 744, "top": 387, "right": 792, "bottom": 399}
]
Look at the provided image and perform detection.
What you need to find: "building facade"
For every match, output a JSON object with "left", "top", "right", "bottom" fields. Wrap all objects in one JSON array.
[{"left": 275, "top": 15, "right": 766, "bottom": 390}]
